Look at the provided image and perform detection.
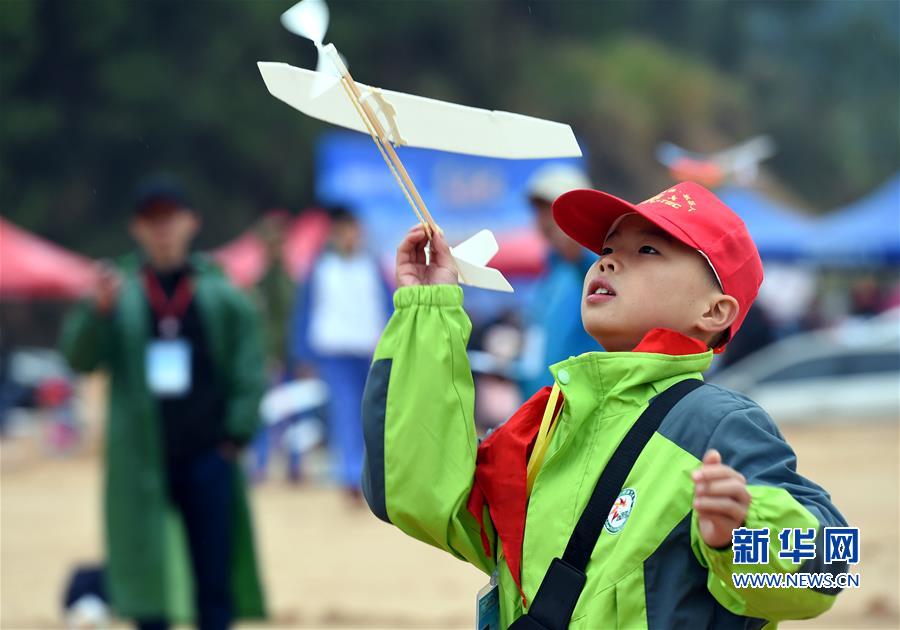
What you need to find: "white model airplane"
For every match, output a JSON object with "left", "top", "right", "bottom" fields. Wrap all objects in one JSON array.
[
  {"left": 656, "top": 135, "right": 776, "bottom": 187},
  {"left": 259, "top": 0, "right": 583, "bottom": 292}
]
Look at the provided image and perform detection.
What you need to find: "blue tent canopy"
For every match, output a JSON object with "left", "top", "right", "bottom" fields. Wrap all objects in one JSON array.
[
  {"left": 808, "top": 175, "right": 900, "bottom": 265},
  {"left": 714, "top": 186, "right": 817, "bottom": 261}
]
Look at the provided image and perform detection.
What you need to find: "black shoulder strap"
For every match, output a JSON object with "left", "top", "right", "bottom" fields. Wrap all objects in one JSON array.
[{"left": 510, "top": 378, "right": 704, "bottom": 630}]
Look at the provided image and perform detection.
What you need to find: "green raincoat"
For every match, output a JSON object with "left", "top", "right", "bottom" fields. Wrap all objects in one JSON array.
[
  {"left": 361, "top": 285, "right": 848, "bottom": 629},
  {"left": 60, "top": 253, "right": 266, "bottom": 622}
]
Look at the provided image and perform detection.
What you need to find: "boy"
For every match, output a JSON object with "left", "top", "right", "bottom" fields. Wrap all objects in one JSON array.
[{"left": 361, "top": 182, "right": 848, "bottom": 628}]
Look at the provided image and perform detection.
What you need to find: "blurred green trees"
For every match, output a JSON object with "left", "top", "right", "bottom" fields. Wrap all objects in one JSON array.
[{"left": 1, "top": 0, "right": 897, "bottom": 256}]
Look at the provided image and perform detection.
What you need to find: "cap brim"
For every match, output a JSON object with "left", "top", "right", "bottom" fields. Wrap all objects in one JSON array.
[
  {"left": 552, "top": 189, "right": 643, "bottom": 254},
  {"left": 552, "top": 188, "right": 702, "bottom": 254}
]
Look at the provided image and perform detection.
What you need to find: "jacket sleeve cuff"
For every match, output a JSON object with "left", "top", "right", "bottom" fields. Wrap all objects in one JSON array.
[
  {"left": 393, "top": 284, "right": 463, "bottom": 309},
  {"left": 694, "top": 484, "right": 820, "bottom": 577}
]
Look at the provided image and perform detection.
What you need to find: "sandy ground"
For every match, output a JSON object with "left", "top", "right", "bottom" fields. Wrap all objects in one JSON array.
[{"left": 1, "top": 418, "right": 897, "bottom": 630}]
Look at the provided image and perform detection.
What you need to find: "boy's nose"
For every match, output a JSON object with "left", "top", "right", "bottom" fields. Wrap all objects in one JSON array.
[{"left": 598, "top": 259, "right": 616, "bottom": 273}]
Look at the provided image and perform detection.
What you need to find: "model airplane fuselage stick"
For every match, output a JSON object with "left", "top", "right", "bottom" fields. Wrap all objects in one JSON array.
[
  {"left": 336, "top": 73, "right": 430, "bottom": 231},
  {"left": 323, "top": 44, "right": 438, "bottom": 239}
]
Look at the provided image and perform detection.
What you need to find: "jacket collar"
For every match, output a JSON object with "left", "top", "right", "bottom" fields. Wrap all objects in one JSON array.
[{"left": 547, "top": 328, "right": 712, "bottom": 427}]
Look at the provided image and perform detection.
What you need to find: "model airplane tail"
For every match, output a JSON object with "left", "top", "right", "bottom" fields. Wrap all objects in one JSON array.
[{"left": 450, "top": 230, "right": 513, "bottom": 292}]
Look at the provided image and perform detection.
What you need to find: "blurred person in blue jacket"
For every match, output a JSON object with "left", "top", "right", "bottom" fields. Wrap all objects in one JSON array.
[
  {"left": 518, "top": 164, "right": 599, "bottom": 396},
  {"left": 290, "top": 207, "right": 391, "bottom": 499}
]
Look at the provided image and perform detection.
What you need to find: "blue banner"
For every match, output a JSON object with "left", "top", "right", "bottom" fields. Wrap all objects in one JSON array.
[{"left": 315, "top": 131, "right": 586, "bottom": 252}]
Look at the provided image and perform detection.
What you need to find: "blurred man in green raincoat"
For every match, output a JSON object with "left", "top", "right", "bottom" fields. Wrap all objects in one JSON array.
[{"left": 60, "top": 178, "right": 266, "bottom": 630}]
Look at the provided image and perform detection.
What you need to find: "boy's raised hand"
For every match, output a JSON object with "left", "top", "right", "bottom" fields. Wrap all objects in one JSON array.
[
  {"left": 692, "top": 449, "right": 751, "bottom": 548},
  {"left": 396, "top": 224, "right": 459, "bottom": 287}
]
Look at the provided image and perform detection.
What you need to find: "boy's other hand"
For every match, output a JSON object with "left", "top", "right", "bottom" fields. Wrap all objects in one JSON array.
[
  {"left": 396, "top": 224, "right": 458, "bottom": 287},
  {"left": 691, "top": 449, "right": 751, "bottom": 549}
]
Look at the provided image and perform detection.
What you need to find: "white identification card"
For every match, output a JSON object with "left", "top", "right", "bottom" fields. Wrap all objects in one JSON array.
[
  {"left": 146, "top": 339, "right": 192, "bottom": 397},
  {"left": 475, "top": 571, "right": 500, "bottom": 630}
]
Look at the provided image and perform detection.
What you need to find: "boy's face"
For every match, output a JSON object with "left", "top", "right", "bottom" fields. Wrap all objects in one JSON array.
[{"left": 581, "top": 214, "right": 728, "bottom": 352}]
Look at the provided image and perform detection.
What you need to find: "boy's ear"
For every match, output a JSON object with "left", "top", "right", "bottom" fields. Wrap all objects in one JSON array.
[{"left": 697, "top": 294, "right": 740, "bottom": 337}]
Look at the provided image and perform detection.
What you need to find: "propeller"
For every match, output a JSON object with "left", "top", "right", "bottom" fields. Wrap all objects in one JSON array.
[{"left": 280, "top": 0, "right": 344, "bottom": 95}]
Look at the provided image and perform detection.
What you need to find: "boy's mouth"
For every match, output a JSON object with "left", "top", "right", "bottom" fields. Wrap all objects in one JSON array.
[{"left": 585, "top": 278, "right": 616, "bottom": 304}]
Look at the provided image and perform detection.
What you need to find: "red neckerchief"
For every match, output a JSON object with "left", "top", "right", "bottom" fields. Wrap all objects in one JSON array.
[{"left": 466, "top": 328, "right": 708, "bottom": 603}]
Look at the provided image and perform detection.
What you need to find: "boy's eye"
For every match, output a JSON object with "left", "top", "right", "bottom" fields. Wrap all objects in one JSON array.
[
  {"left": 639, "top": 245, "right": 660, "bottom": 255},
  {"left": 600, "top": 247, "right": 613, "bottom": 256}
]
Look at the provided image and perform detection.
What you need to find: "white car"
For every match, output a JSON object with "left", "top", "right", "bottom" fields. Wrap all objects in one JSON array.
[{"left": 710, "top": 310, "right": 900, "bottom": 424}]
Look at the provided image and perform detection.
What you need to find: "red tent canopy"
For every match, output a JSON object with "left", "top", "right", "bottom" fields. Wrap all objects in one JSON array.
[
  {"left": 0, "top": 217, "right": 99, "bottom": 300},
  {"left": 0, "top": 212, "right": 332, "bottom": 301},
  {"left": 1, "top": 209, "right": 545, "bottom": 300}
]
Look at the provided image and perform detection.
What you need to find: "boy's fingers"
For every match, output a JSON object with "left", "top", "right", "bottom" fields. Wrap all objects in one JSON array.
[
  {"left": 404, "top": 223, "right": 428, "bottom": 239},
  {"left": 698, "top": 517, "right": 717, "bottom": 542},
  {"left": 416, "top": 238, "right": 426, "bottom": 266},
  {"left": 695, "top": 478, "right": 751, "bottom": 502},
  {"left": 396, "top": 244, "right": 414, "bottom": 267},
  {"left": 692, "top": 496, "right": 746, "bottom": 521},
  {"left": 692, "top": 464, "right": 745, "bottom": 484},
  {"left": 412, "top": 230, "right": 426, "bottom": 266},
  {"left": 397, "top": 227, "right": 428, "bottom": 261},
  {"left": 702, "top": 449, "right": 721, "bottom": 465},
  {"left": 429, "top": 230, "right": 454, "bottom": 263}
]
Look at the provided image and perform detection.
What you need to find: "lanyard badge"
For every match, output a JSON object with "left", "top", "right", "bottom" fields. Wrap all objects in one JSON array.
[
  {"left": 146, "top": 339, "right": 192, "bottom": 396},
  {"left": 475, "top": 568, "right": 500, "bottom": 630}
]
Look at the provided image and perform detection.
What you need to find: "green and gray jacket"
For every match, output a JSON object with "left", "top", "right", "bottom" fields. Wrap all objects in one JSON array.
[{"left": 361, "top": 285, "right": 847, "bottom": 629}]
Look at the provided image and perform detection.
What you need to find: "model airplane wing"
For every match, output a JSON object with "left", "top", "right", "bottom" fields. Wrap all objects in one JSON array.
[{"left": 258, "top": 61, "right": 582, "bottom": 159}]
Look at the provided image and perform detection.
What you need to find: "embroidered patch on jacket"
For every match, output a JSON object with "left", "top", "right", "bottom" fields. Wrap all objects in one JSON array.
[{"left": 604, "top": 488, "right": 636, "bottom": 534}]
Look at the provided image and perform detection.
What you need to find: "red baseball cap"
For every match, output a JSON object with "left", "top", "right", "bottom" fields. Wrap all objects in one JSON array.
[{"left": 552, "top": 181, "right": 763, "bottom": 353}]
